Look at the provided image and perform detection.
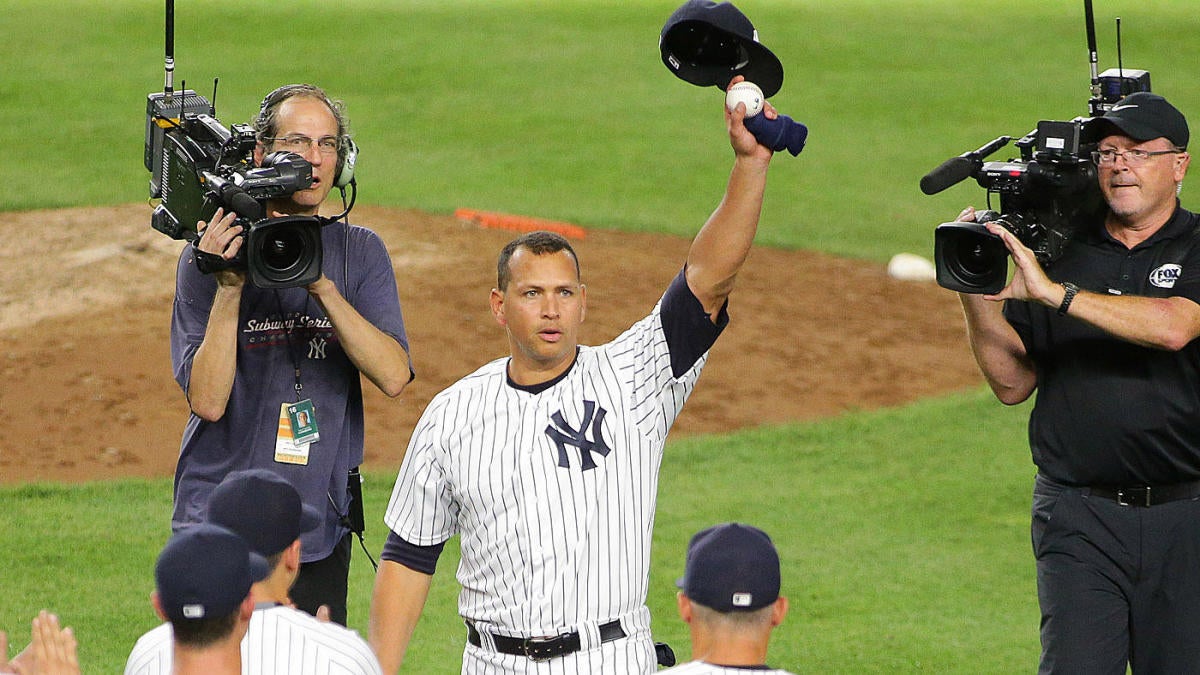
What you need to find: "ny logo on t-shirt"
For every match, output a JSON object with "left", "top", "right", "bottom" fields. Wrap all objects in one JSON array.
[{"left": 545, "top": 400, "right": 611, "bottom": 471}]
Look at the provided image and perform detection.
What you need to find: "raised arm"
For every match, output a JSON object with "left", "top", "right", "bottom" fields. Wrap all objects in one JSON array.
[
  {"left": 185, "top": 209, "right": 246, "bottom": 421},
  {"left": 958, "top": 292, "right": 1037, "bottom": 405},
  {"left": 984, "top": 218, "right": 1200, "bottom": 351},
  {"left": 685, "top": 77, "right": 776, "bottom": 320},
  {"left": 951, "top": 207, "right": 1037, "bottom": 404},
  {"left": 307, "top": 276, "right": 412, "bottom": 397}
]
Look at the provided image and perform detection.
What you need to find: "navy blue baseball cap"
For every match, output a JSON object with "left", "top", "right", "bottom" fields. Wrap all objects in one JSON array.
[
  {"left": 155, "top": 523, "right": 269, "bottom": 623},
  {"left": 1082, "top": 92, "right": 1190, "bottom": 149},
  {"left": 676, "top": 522, "right": 781, "bottom": 612},
  {"left": 206, "top": 469, "right": 321, "bottom": 558},
  {"left": 660, "top": 0, "right": 785, "bottom": 98}
]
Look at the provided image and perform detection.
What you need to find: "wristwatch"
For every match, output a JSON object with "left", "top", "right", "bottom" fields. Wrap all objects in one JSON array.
[{"left": 1058, "top": 282, "right": 1079, "bottom": 316}]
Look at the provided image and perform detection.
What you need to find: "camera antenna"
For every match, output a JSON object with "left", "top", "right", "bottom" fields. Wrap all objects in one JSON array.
[
  {"left": 1084, "top": 0, "right": 1102, "bottom": 115},
  {"left": 1115, "top": 17, "right": 1125, "bottom": 83},
  {"left": 163, "top": 0, "right": 174, "bottom": 104}
]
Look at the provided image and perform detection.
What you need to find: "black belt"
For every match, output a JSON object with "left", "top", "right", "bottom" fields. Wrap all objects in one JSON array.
[
  {"left": 1086, "top": 480, "right": 1200, "bottom": 507},
  {"left": 466, "top": 619, "right": 626, "bottom": 661}
]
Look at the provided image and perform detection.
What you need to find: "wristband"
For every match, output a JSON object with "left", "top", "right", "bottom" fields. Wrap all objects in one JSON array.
[{"left": 1057, "top": 282, "right": 1079, "bottom": 316}]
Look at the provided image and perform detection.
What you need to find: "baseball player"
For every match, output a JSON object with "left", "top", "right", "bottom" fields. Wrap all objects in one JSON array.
[
  {"left": 663, "top": 523, "right": 795, "bottom": 674},
  {"left": 368, "top": 78, "right": 784, "bottom": 674},
  {"left": 125, "top": 470, "right": 382, "bottom": 675},
  {"left": 144, "top": 523, "right": 268, "bottom": 675}
]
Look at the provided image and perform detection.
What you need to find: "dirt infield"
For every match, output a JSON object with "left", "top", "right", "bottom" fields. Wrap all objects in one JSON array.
[{"left": 0, "top": 204, "right": 982, "bottom": 484}]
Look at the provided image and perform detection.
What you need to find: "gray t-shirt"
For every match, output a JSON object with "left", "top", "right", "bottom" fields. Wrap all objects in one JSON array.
[{"left": 170, "top": 220, "right": 409, "bottom": 561}]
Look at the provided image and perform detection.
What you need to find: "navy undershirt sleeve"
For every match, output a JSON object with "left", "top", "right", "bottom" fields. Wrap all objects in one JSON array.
[
  {"left": 381, "top": 531, "right": 445, "bottom": 575},
  {"left": 660, "top": 267, "right": 728, "bottom": 379}
]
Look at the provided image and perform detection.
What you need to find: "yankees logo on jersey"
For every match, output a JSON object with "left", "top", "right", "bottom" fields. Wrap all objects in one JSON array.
[{"left": 545, "top": 400, "right": 612, "bottom": 470}]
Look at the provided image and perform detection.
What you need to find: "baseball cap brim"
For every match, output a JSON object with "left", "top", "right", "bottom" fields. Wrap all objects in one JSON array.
[
  {"left": 1080, "top": 92, "right": 1190, "bottom": 148},
  {"left": 1081, "top": 117, "right": 1161, "bottom": 145}
]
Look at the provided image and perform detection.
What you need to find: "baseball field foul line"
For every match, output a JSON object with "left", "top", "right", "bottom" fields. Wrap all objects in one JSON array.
[{"left": 455, "top": 207, "right": 588, "bottom": 239}]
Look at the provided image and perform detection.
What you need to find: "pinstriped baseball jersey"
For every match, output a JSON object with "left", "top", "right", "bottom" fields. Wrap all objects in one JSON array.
[
  {"left": 123, "top": 603, "right": 382, "bottom": 675},
  {"left": 660, "top": 663, "right": 797, "bottom": 674},
  {"left": 384, "top": 270, "right": 723, "bottom": 672}
]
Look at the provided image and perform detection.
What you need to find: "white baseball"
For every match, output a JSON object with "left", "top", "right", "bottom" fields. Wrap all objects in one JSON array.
[
  {"left": 725, "top": 81, "right": 764, "bottom": 117},
  {"left": 887, "top": 253, "right": 937, "bottom": 282}
]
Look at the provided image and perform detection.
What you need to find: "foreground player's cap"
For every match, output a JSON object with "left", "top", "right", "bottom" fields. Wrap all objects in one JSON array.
[
  {"left": 206, "top": 468, "right": 322, "bottom": 558},
  {"left": 660, "top": 0, "right": 785, "bottom": 98},
  {"left": 1082, "top": 92, "right": 1190, "bottom": 149},
  {"left": 155, "top": 523, "right": 269, "bottom": 622},
  {"left": 676, "top": 522, "right": 781, "bottom": 612}
]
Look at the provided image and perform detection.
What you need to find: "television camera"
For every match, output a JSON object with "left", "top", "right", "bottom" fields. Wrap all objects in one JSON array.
[
  {"left": 144, "top": 2, "right": 329, "bottom": 289},
  {"left": 921, "top": 0, "right": 1152, "bottom": 294}
]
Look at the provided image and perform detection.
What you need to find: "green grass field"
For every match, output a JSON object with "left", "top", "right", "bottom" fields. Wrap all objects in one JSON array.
[
  {"left": 1, "top": 391, "right": 1037, "bottom": 672},
  {"left": 1, "top": 0, "right": 1196, "bottom": 671}
]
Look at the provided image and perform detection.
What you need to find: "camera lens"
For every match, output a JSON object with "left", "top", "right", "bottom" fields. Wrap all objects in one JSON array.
[
  {"left": 951, "top": 239, "right": 1000, "bottom": 279},
  {"left": 245, "top": 217, "right": 323, "bottom": 288},
  {"left": 934, "top": 222, "right": 1008, "bottom": 294},
  {"left": 258, "top": 228, "right": 308, "bottom": 273}
]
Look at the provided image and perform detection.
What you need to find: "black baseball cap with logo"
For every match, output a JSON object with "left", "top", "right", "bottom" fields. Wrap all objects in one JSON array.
[
  {"left": 1082, "top": 92, "right": 1190, "bottom": 149},
  {"left": 206, "top": 468, "right": 322, "bottom": 558},
  {"left": 155, "top": 523, "right": 269, "bottom": 623},
  {"left": 676, "top": 522, "right": 781, "bottom": 612},
  {"left": 660, "top": 0, "right": 784, "bottom": 98}
]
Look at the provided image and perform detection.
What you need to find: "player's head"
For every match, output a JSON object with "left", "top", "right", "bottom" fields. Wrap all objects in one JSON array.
[
  {"left": 152, "top": 523, "right": 267, "bottom": 648},
  {"left": 495, "top": 231, "right": 581, "bottom": 291},
  {"left": 205, "top": 466, "right": 319, "bottom": 590},
  {"left": 1082, "top": 92, "right": 1191, "bottom": 221},
  {"left": 675, "top": 522, "right": 788, "bottom": 638},
  {"left": 253, "top": 83, "right": 350, "bottom": 215},
  {"left": 206, "top": 469, "right": 320, "bottom": 573},
  {"left": 491, "top": 231, "right": 587, "bottom": 382}
]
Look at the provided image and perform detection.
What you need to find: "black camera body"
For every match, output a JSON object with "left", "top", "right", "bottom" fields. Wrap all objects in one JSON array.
[
  {"left": 932, "top": 120, "right": 1105, "bottom": 294},
  {"left": 922, "top": 1, "right": 1156, "bottom": 294},
  {"left": 145, "top": 89, "right": 324, "bottom": 289}
]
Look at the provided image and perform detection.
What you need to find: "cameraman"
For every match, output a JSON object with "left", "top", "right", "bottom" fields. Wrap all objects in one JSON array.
[
  {"left": 169, "top": 84, "right": 413, "bottom": 626},
  {"left": 956, "top": 92, "right": 1199, "bottom": 673}
]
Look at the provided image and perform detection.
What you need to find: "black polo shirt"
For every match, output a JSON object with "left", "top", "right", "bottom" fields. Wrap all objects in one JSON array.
[{"left": 1005, "top": 205, "right": 1200, "bottom": 486}]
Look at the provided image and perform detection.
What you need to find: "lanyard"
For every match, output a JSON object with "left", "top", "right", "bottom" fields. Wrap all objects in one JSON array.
[{"left": 272, "top": 290, "right": 309, "bottom": 402}]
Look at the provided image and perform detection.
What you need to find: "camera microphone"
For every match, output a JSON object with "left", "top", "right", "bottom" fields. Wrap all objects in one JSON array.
[
  {"left": 204, "top": 174, "right": 265, "bottom": 222},
  {"left": 919, "top": 156, "right": 978, "bottom": 196},
  {"left": 919, "top": 135, "right": 1014, "bottom": 195}
]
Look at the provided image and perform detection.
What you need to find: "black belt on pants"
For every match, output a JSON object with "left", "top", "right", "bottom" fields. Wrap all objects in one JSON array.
[
  {"left": 466, "top": 619, "right": 626, "bottom": 661},
  {"left": 1086, "top": 480, "right": 1200, "bottom": 507}
]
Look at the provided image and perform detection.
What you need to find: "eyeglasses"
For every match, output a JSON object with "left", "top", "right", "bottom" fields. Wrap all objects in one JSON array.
[
  {"left": 264, "top": 134, "right": 341, "bottom": 155},
  {"left": 1091, "top": 148, "right": 1181, "bottom": 166}
]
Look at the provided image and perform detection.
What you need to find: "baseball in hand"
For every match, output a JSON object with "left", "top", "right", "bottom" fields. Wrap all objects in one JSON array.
[{"left": 725, "top": 81, "right": 764, "bottom": 117}]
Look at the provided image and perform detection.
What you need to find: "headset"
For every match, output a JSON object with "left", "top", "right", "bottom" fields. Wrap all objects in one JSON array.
[{"left": 257, "top": 84, "right": 358, "bottom": 188}]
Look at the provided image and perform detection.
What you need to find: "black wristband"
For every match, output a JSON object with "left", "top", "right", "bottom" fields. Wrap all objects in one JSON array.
[{"left": 1058, "top": 282, "right": 1079, "bottom": 316}]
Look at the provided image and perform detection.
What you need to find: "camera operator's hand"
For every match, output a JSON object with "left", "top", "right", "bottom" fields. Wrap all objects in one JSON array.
[
  {"left": 954, "top": 206, "right": 1038, "bottom": 405},
  {"left": 980, "top": 220, "right": 1061, "bottom": 308},
  {"left": 956, "top": 206, "right": 1062, "bottom": 307},
  {"left": 196, "top": 208, "right": 246, "bottom": 288}
]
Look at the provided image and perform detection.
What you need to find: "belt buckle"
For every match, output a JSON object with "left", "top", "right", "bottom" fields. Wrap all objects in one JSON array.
[
  {"left": 522, "top": 634, "right": 569, "bottom": 662},
  {"left": 1117, "top": 487, "right": 1150, "bottom": 507}
]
